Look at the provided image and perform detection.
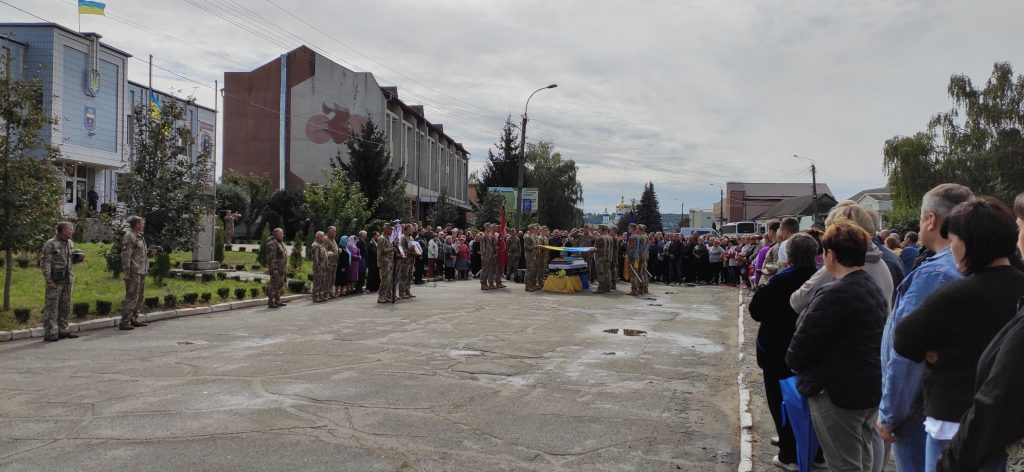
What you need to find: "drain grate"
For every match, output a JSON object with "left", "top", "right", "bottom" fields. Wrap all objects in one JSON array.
[{"left": 603, "top": 329, "right": 647, "bottom": 337}]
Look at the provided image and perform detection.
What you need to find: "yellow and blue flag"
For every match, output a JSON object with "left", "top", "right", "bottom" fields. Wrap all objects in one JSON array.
[
  {"left": 148, "top": 90, "right": 161, "bottom": 120},
  {"left": 78, "top": 0, "right": 106, "bottom": 15}
]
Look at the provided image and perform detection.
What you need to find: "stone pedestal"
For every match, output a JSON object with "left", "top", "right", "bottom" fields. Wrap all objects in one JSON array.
[{"left": 184, "top": 214, "right": 219, "bottom": 271}]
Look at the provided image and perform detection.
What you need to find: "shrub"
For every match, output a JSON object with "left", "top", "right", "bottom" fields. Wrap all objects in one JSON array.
[
  {"left": 286, "top": 271, "right": 294, "bottom": 278},
  {"left": 201, "top": 273, "right": 215, "bottom": 282},
  {"left": 231, "top": 275, "right": 242, "bottom": 281},
  {"left": 144, "top": 297, "right": 160, "bottom": 309},
  {"left": 16, "top": 258, "right": 29, "bottom": 268},
  {"left": 100, "top": 244, "right": 122, "bottom": 278},
  {"left": 234, "top": 288, "right": 246, "bottom": 300},
  {"left": 217, "top": 273, "right": 227, "bottom": 280},
  {"left": 307, "top": 274, "right": 314, "bottom": 281},
  {"left": 163, "top": 294, "right": 178, "bottom": 308},
  {"left": 251, "top": 264, "right": 261, "bottom": 271},
  {"left": 172, "top": 260, "right": 181, "bottom": 268},
  {"left": 153, "top": 253, "right": 171, "bottom": 284},
  {"left": 217, "top": 287, "right": 230, "bottom": 300},
  {"left": 13, "top": 308, "right": 31, "bottom": 324},
  {"left": 224, "top": 244, "right": 232, "bottom": 252},
  {"left": 220, "top": 263, "right": 229, "bottom": 269},
  {"left": 235, "top": 264, "right": 245, "bottom": 271},
  {"left": 250, "top": 287, "right": 260, "bottom": 298},
  {"left": 201, "top": 292, "right": 212, "bottom": 303},
  {"left": 72, "top": 302, "right": 89, "bottom": 318},
  {"left": 290, "top": 233, "right": 304, "bottom": 270},
  {"left": 287, "top": 280, "right": 306, "bottom": 294},
  {"left": 95, "top": 300, "right": 112, "bottom": 315},
  {"left": 183, "top": 292, "right": 199, "bottom": 305}
]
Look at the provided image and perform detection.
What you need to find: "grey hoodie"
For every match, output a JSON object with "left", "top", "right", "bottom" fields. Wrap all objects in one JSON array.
[{"left": 789, "top": 243, "right": 894, "bottom": 314}]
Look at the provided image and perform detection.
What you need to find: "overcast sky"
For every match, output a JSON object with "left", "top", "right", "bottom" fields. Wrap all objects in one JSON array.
[{"left": 6, "top": 0, "right": 1024, "bottom": 213}]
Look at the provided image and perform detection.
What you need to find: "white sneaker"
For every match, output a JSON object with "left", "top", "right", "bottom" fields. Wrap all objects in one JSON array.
[{"left": 772, "top": 455, "right": 799, "bottom": 472}]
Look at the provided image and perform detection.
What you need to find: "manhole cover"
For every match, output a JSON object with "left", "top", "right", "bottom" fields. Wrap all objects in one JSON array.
[{"left": 603, "top": 329, "right": 647, "bottom": 337}]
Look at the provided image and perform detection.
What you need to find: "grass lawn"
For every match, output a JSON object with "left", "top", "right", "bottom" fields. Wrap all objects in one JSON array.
[{"left": 0, "top": 243, "right": 314, "bottom": 331}]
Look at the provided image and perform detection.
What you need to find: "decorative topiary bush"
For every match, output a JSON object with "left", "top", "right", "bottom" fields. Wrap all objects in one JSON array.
[
  {"left": 163, "top": 294, "right": 178, "bottom": 308},
  {"left": 287, "top": 280, "right": 306, "bottom": 294},
  {"left": 201, "top": 292, "right": 212, "bottom": 303},
  {"left": 217, "top": 287, "right": 230, "bottom": 300},
  {"left": 234, "top": 288, "right": 246, "bottom": 300},
  {"left": 72, "top": 302, "right": 89, "bottom": 318},
  {"left": 230, "top": 275, "right": 242, "bottom": 281},
  {"left": 16, "top": 258, "right": 29, "bottom": 268},
  {"left": 201, "top": 273, "right": 215, "bottom": 282},
  {"left": 251, "top": 264, "right": 261, "bottom": 271},
  {"left": 182, "top": 293, "right": 199, "bottom": 305},
  {"left": 235, "top": 264, "right": 245, "bottom": 271},
  {"left": 144, "top": 297, "right": 160, "bottom": 309},
  {"left": 13, "top": 308, "right": 31, "bottom": 323},
  {"left": 95, "top": 300, "right": 112, "bottom": 315},
  {"left": 217, "top": 273, "right": 227, "bottom": 280},
  {"left": 249, "top": 287, "right": 260, "bottom": 298},
  {"left": 224, "top": 244, "right": 232, "bottom": 252}
]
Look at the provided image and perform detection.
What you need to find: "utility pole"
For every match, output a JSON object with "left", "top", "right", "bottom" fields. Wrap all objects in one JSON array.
[
  {"left": 810, "top": 162, "right": 818, "bottom": 227},
  {"left": 719, "top": 188, "right": 724, "bottom": 224},
  {"left": 516, "top": 84, "right": 557, "bottom": 231}
]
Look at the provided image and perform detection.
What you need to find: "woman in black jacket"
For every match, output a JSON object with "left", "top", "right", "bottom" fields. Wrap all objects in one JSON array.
[
  {"left": 786, "top": 221, "right": 888, "bottom": 472},
  {"left": 894, "top": 197, "right": 1024, "bottom": 472},
  {"left": 749, "top": 233, "right": 821, "bottom": 470}
]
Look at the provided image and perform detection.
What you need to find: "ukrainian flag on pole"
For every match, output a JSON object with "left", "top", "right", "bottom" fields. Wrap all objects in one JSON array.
[
  {"left": 78, "top": 0, "right": 106, "bottom": 15},
  {"left": 149, "top": 91, "right": 162, "bottom": 120}
]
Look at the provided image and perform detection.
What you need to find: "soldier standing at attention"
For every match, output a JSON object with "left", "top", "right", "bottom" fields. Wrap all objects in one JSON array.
[
  {"left": 593, "top": 225, "right": 610, "bottom": 294},
  {"left": 523, "top": 225, "right": 537, "bottom": 291},
  {"left": 626, "top": 225, "right": 641, "bottom": 296},
  {"left": 534, "top": 227, "right": 551, "bottom": 289},
  {"left": 119, "top": 216, "right": 157, "bottom": 331},
  {"left": 377, "top": 225, "right": 396, "bottom": 303},
  {"left": 491, "top": 225, "right": 506, "bottom": 289},
  {"left": 637, "top": 225, "right": 651, "bottom": 294},
  {"left": 325, "top": 226, "right": 339, "bottom": 299},
  {"left": 397, "top": 224, "right": 414, "bottom": 300},
  {"left": 41, "top": 222, "right": 80, "bottom": 341},
  {"left": 310, "top": 231, "right": 328, "bottom": 302},
  {"left": 506, "top": 229, "right": 521, "bottom": 281},
  {"left": 265, "top": 228, "right": 288, "bottom": 308}
]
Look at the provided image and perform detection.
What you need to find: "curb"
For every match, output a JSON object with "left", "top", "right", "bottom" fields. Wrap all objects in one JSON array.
[{"left": 0, "top": 294, "right": 307, "bottom": 343}]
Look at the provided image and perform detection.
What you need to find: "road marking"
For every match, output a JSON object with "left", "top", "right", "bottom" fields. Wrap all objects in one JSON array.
[{"left": 737, "top": 290, "right": 753, "bottom": 472}]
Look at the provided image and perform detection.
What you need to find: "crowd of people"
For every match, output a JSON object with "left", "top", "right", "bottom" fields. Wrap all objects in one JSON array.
[{"left": 749, "top": 185, "right": 1024, "bottom": 472}]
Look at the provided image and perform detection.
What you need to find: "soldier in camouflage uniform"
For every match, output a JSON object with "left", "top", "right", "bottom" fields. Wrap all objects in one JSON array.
[
  {"left": 523, "top": 225, "right": 538, "bottom": 291},
  {"left": 377, "top": 226, "right": 396, "bottom": 303},
  {"left": 505, "top": 230, "right": 521, "bottom": 281},
  {"left": 637, "top": 224, "right": 651, "bottom": 294},
  {"left": 325, "top": 226, "right": 339, "bottom": 299},
  {"left": 492, "top": 227, "right": 507, "bottom": 289},
  {"left": 593, "top": 225, "right": 611, "bottom": 294},
  {"left": 310, "top": 231, "right": 328, "bottom": 302},
  {"left": 626, "top": 225, "right": 641, "bottom": 296},
  {"left": 119, "top": 216, "right": 156, "bottom": 330},
  {"left": 264, "top": 227, "right": 288, "bottom": 308},
  {"left": 397, "top": 224, "right": 414, "bottom": 299},
  {"left": 532, "top": 226, "right": 550, "bottom": 289},
  {"left": 41, "top": 222, "right": 79, "bottom": 341}
]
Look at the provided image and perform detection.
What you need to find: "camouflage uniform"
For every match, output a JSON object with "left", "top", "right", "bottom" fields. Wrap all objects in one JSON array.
[
  {"left": 377, "top": 235, "right": 396, "bottom": 303},
  {"left": 593, "top": 231, "right": 610, "bottom": 294},
  {"left": 505, "top": 234, "right": 521, "bottom": 280},
  {"left": 637, "top": 230, "right": 651, "bottom": 294},
  {"left": 120, "top": 230, "right": 149, "bottom": 327},
  {"left": 41, "top": 236, "right": 74, "bottom": 338},
  {"left": 264, "top": 236, "right": 287, "bottom": 306},
  {"left": 523, "top": 231, "right": 537, "bottom": 291},
  {"left": 479, "top": 229, "right": 493, "bottom": 290},
  {"left": 325, "top": 237, "right": 339, "bottom": 297},
  {"left": 396, "top": 234, "right": 413, "bottom": 299},
  {"left": 626, "top": 233, "right": 640, "bottom": 295},
  {"left": 491, "top": 232, "right": 506, "bottom": 288},
  {"left": 310, "top": 241, "right": 328, "bottom": 302},
  {"left": 532, "top": 233, "right": 548, "bottom": 289},
  {"left": 611, "top": 234, "right": 620, "bottom": 291}
]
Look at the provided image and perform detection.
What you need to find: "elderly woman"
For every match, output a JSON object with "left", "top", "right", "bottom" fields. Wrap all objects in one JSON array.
[
  {"left": 347, "top": 235, "right": 361, "bottom": 294},
  {"left": 443, "top": 236, "right": 456, "bottom": 281},
  {"left": 335, "top": 235, "right": 349, "bottom": 297},
  {"left": 937, "top": 192, "right": 1024, "bottom": 472},
  {"left": 748, "top": 233, "right": 823, "bottom": 470},
  {"left": 894, "top": 197, "right": 1024, "bottom": 472},
  {"left": 786, "top": 221, "right": 888, "bottom": 472}
]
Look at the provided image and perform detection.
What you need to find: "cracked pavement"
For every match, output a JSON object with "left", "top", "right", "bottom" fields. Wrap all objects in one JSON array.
[{"left": 0, "top": 281, "right": 740, "bottom": 471}]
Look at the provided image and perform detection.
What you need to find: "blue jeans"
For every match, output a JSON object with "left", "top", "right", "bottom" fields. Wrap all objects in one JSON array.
[
  {"left": 925, "top": 435, "right": 950, "bottom": 472},
  {"left": 892, "top": 419, "right": 927, "bottom": 472}
]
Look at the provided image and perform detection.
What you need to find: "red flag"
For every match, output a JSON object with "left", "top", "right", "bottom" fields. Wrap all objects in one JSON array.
[{"left": 498, "top": 206, "right": 508, "bottom": 273}]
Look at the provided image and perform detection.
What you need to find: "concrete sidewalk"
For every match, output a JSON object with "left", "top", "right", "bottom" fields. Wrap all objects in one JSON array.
[{"left": 0, "top": 281, "right": 741, "bottom": 471}]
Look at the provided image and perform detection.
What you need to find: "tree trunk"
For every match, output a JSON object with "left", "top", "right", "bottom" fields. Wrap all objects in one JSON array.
[{"left": 3, "top": 248, "right": 12, "bottom": 312}]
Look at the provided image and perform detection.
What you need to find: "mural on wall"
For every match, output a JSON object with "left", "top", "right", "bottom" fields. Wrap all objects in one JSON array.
[{"left": 304, "top": 102, "right": 367, "bottom": 145}]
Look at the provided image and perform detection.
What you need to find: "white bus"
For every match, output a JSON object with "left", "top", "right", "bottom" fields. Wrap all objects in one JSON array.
[{"left": 720, "top": 222, "right": 761, "bottom": 238}]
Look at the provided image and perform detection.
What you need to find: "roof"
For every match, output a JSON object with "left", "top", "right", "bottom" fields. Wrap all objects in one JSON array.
[
  {"left": 0, "top": 23, "right": 133, "bottom": 57},
  {"left": 847, "top": 187, "right": 891, "bottom": 202},
  {"left": 753, "top": 193, "right": 839, "bottom": 220},
  {"left": 726, "top": 182, "right": 834, "bottom": 198},
  {"left": 127, "top": 80, "right": 217, "bottom": 113}
]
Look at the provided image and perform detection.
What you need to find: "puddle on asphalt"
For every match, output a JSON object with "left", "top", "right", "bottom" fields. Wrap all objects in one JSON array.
[
  {"left": 603, "top": 329, "right": 648, "bottom": 337},
  {"left": 448, "top": 349, "right": 483, "bottom": 357}
]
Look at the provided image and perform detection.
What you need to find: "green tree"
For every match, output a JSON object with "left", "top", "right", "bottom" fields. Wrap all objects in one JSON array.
[
  {"left": 528, "top": 141, "right": 584, "bottom": 230},
  {"left": 635, "top": 182, "right": 664, "bottom": 233},
  {"left": 266, "top": 189, "right": 306, "bottom": 239},
  {"left": 302, "top": 170, "right": 374, "bottom": 237},
  {"left": 884, "top": 62, "right": 1024, "bottom": 213},
  {"left": 473, "top": 192, "right": 505, "bottom": 230},
  {"left": 333, "top": 116, "right": 407, "bottom": 221},
  {"left": 0, "top": 58, "right": 64, "bottom": 311},
  {"left": 426, "top": 186, "right": 459, "bottom": 228},
  {"left": 119, "top": 98, "right": 214, "bottom": 253},
  {"left": 290, "top": 232, "right": 304, "bottom": 271},
  {"left": 475, "top": 116, "right": 525, "bottom": 214},
  {"left": 215, "top": 182, "right": 249, "bottom": 220},
  {"left": 221, "top": 171, "right": 272, "bottom": 238}
]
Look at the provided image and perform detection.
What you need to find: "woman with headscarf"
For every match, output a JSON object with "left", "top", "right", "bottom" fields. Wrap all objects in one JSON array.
[
  {"left": 336, "top": 235, "right": 350, "bottom": 296},
  {"left": 347, "top": 235, "right": 361, "bottom": 294}
]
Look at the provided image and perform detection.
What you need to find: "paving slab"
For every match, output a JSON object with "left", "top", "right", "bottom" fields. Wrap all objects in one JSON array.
[{"left": 0, "top": 280, "right": 741, "bottom": 471}]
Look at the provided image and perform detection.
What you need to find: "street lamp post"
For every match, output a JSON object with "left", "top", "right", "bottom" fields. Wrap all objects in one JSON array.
[
  {"left": 516, "top": 84, "right": 557, "bottom": 231},
  {"left": 708, "top": 183, "right": 724, "bottom": 228},
  {"left": 793, "top": 154, "right": 818, "bottom": 227}
]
